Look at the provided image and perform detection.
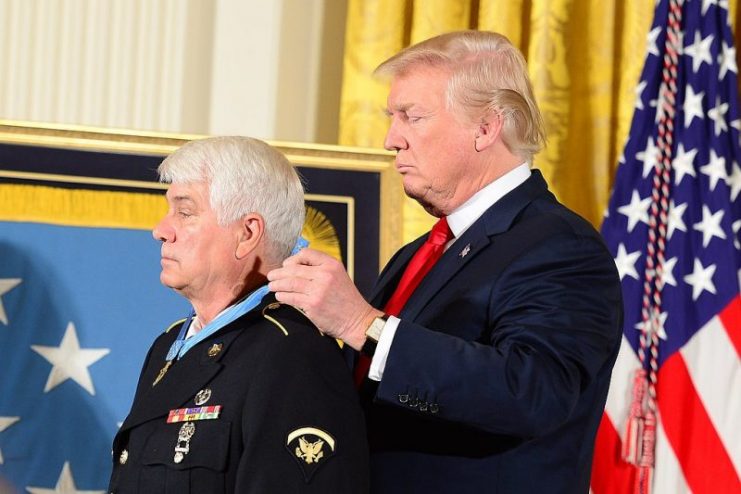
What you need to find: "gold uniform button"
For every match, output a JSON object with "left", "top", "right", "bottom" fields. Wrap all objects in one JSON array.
[{"left": 119, "top": 449, "right": 129, "bottom": 465}]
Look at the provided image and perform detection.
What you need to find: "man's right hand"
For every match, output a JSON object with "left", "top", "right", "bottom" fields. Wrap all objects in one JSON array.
[{"left": 267, "top": 248, "right": 384, "bottom": 351}]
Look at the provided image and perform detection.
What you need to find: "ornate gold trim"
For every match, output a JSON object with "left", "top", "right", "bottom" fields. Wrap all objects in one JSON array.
[{"left": 0, "top": 120, "right": 403, "bottom": 270}]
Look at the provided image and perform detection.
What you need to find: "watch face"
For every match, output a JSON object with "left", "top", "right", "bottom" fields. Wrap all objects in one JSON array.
[{"left": 366, "top": 317, "right": 386, "bottom": 342}]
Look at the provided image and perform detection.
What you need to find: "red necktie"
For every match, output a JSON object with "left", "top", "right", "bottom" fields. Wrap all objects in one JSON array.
[{"left": 354, "top": 217, "right": 453, "bottom": 385}]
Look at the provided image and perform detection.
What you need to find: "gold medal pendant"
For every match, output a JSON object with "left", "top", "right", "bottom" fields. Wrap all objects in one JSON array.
[{"left": 152, "top": 360, "right": 172, "bottom": 387}]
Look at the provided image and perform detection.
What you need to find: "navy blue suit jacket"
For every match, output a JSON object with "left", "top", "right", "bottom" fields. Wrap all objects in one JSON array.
[{"left": 362, "top": 170, "right": 623, "bottom": 493}]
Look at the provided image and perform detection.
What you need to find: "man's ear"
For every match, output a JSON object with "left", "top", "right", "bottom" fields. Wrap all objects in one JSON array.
[
  {"left": 473, "top": 112, "right": 503, "bottom": 152},
  {"left": 235, "top": 213, "right": 265, "bottom": 259}
]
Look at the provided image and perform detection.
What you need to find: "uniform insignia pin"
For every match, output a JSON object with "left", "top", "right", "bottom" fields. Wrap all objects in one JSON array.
[
  {"left": 194, "top": 388, "right": 211, "bottom": 406},
  {"left": 286, "top": 427, "right": 337, "bottom": 481},
  {"left": 173, "top": 421, "right": 196, "bottom": 464},
  {"left": 207, "top": 343, "right": 223, "bottom": 357},
  {"left": 459, "top": 243, "right": 471, "bottom": 258}
]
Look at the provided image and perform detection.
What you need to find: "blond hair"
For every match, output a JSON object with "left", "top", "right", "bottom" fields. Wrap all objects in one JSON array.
[{"left": 376, "top": 31, "right": 546, "bottom": 161}]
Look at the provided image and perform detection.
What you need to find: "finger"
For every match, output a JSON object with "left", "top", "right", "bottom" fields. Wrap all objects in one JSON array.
[
  {"left": 273, "top": 290, "right": 310, "bottom": 308},
  {"left": 268, "top": 275, "right": 312, "bottom": 295},
  {"left": 267, "top": 263, "right": 320, "bottom": 283},
  {"left": 282, "top": 248, "right": 335, "bottom": 267}
]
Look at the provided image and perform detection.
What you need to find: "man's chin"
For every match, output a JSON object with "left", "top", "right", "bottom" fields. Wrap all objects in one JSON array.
[
  {"left": 159, "top": 273, "right": 185, "bottom": 292},
  {"left": 403, "top": 186, "right": 439, "bottom": 216}
]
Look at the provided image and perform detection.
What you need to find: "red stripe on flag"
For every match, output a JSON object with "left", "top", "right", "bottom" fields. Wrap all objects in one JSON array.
[
  {"left": 591, "top": 412, "right": 637, "bottom": 494},
  {"left": 719, "top": 294, "right": 741, "bottom": 356},
  {"left": 657, "top": 352, "right": 740, "bottom": 493}
]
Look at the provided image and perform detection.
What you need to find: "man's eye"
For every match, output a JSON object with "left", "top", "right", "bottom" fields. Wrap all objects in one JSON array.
[{"left": 178, "top": 211, "right": 192, "bottom": 218}]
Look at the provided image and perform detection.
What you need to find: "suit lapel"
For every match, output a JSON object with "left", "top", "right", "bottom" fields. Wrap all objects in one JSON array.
[
  {"left": 369, "top": 235, "right": 426, "bottom": 308},
  {"left": 396, "top": 170, "right": 552, "bottom": 321}
]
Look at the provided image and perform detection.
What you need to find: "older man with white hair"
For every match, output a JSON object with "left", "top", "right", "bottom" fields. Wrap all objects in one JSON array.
[{"left": 109, "top": 136, "right": 369, "bottom": 493}]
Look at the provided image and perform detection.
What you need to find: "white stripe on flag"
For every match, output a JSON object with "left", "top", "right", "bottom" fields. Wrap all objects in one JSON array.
[
  {"left": 604, "top": 336, "right": 640, "bottom": 426},
  {"left": 653, "top": 413, "right": 690, "bottom": 493},
  {"left": 680, "top": 313, "right": 741, "bottom": 478}
]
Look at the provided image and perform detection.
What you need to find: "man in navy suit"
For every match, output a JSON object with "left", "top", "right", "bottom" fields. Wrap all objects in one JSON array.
[{"left": 269, "top": 31, "right": 623, "bottom": 493}]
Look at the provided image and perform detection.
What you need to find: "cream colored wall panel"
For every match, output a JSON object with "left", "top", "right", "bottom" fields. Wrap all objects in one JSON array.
[
  {"left": 0, "top": 0, "right": 202, "bottom": 133},
  {"left": 0, "top": 0, "right": 346, "bottom": 141}
]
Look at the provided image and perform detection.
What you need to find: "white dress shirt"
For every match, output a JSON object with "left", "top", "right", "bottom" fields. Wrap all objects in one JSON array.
[{"left": 368, "top": 163, "right": 531, "bottom": 380}]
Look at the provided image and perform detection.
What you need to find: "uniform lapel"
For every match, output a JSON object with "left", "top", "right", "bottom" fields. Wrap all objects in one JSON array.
[{"left": 119, "top": 314, "right": 250, "bottom": 432}]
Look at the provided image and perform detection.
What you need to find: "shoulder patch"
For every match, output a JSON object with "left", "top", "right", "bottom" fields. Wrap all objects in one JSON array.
[
  {"left": 286, "top": 427, "right": 336, "bottom": 482},
  {"left": 164, "top": 318, "right": 187, "bottom": 334}
]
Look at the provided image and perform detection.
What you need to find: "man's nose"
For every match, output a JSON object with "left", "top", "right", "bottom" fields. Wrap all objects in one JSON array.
[
  {"left": 384, "top": 120, "right": 407, "bottom": 152},
  {"left": 152, "top": 217, "right": 174, "bottom": 242}
]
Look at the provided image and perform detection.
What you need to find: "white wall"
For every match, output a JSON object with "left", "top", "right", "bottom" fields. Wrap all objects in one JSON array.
[{"left": 0, "top": 0, "right": 346, "bottom": 143}]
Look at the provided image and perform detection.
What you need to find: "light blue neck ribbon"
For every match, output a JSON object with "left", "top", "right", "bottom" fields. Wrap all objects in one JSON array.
[
  {"left": 164, "top": 236, "right": 309, "bottom": 361},
  {"left": 166, "top": 285, "right": 270, "bottom": 361}
]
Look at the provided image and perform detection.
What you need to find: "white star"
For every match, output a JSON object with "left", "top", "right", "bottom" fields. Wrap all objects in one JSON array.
[
  {"left": 645, "top": 257, "right": 678, "bottom": 289},
  {"left": 0, "top": 416, "right": 20, "bottom": 464},
  {"left": 647, "top": 26, "right": 661, "bottom": 57},
  {"left": 672, "top": 143, "right": 698, "bottom": 185},
  {"left": 635, "top": 80, "right": 648, "bottom": 110},
  {"left": 684, "top": 30, "right": 714, "bottom": 73},
  {"left": 683, "top": 85, "right": 705, "bottom": 128},
  {"left": 636, "top": 137, "right": 660, "bottom": 178},
  {"left": 693, "top": 205, "right": 727, "bottom": 247},
  {"left": 634, "top": 309, "right": 668, "bottom": 340},
  {"left": 683, "top": 258, "right": 717, "bottom": 301},
  {"left": 31, "top": 322, "right": 110, "bottom": 395},
  {"left": 614, "top": 243, "right": 642, "bottom": 281},
  {"left": 650, "top": 89, "right": 669, "bottom": 124},
  {"left": 733, "top": 219, "right": 741, "bottom": 249},
  {"left": 718, "top": 41, "right": 738, "bottom": 79},
  {"left": 0, "top": 278, "right": 22, "bottom": 326},
  {"left": 667, "top": 200, "right": 688, "bottom": 240},
  {"left": 618, "top": 191, "right": 652, "bottom": 232},
  {"left": 707, "top": 96, "right": 729, "bottom": 136},
  {"left": 702, "top": 0, "right": 719, "bottom": 15},
  {"left": 659, "top": 256, "right": 679, "bottom": 287},
  {"left": 727, "top": 161, "right": 741, "bottom": 201},
  {"left": 700, "top": 149, "right": 728, "bottom": 191},
  {"left": 26, "top": 461, "right": 105, "bottom": 494}
]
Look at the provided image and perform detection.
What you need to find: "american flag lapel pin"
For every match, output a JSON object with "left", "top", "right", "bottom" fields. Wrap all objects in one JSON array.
[{"left": 459, "top": 243, "right": 471, "bottom": 258}]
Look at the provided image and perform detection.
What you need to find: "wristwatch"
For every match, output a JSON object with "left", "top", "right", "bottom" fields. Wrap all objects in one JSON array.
[{"left": 361, "top": 314, "right": 388, "bottom": 357}]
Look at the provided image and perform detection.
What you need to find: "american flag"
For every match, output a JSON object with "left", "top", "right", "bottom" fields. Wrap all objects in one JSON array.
[{"left": 591, "top": 0, "right": 740, "bottom": 493}]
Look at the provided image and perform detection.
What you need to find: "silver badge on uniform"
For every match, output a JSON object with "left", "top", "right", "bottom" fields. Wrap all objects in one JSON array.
[
  {"left": 194, "top": 388, "right": 211, "bottom": 405},
  {"left": 173, "top": 421, "right": 196, "bottom": 464}
]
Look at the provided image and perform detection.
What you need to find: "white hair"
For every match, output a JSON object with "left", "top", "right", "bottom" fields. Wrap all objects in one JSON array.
[{"left": 158, "top": 136, "right": 305, "bottom": 262}]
